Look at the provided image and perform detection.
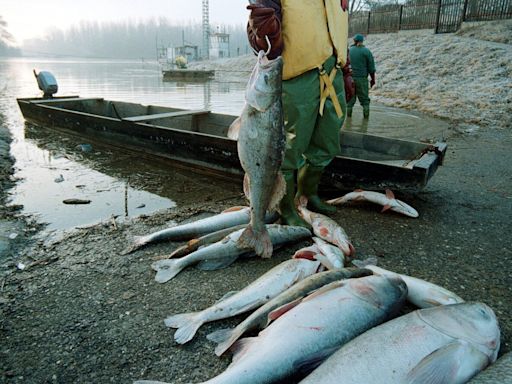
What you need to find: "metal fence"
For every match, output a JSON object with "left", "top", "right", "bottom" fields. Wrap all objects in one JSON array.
[{"left": 349, "top": 0, "right": 512, "bottom": 36}]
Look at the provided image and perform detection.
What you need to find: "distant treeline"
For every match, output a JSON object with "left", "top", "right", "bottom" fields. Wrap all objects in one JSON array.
[{"left": 21, "top": 18, "right": 251, "bottom": 60}]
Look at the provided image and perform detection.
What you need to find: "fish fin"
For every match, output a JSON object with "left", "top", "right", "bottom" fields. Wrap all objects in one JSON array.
[
  {"left": 151, "top": 259, "right": 184, "bottom": 283},
  {"left": 293, "top": 346, "right": 340, "bottom": 375},
  {"left": 293, "top": 250, "right": 318, "bottom": 261},
  {"left": 385, "top": 189, "right": 395, "bottom": 199},
  {"left": 352, "top": 257, "right": 378, "bottom": 268},
  {"left": 381, "top": 204, "right": 391, "bottom": 213},
  {"left": 196, "top": 255, "right": 239, "bottom": 271},
  {"left": 298, "top": 195, "right": 308, "bottom": 208},
  {"left": 325, "top": 197, "right": 341, "bottom": 205},
  {"left": 164, "top": 312, "right": 203, "bottom": 344},
  {"left": 267, "top": 298, "right": 304, "bottom": 322},
  {"left": 267, "top": 171, "right": 286, "bottom": 213},
  {"left": 314, "top": 253, "right": 336, "bottom": 271},
  {"left": 221, "top": 206, "right": 248, "bottom": 213},
  {"left": 216, "top": 290, "right": 239, "bottom": 303},
  {"left": 303, "top": 280, "right": 345, "bottom": 302},
  {"left": 168, "top": 244, "right": 190, "bottom": 258},
  {"left": 227, "top": 116, "right": 241, "bottom": 140},
  {"left": 407, "top": 341, "right": 490, "bottom": 384},
  {"left": 231, "top": 337, "right": 258, "bottom": 364},
  {"left": 243, "top": 173, "right": 251, "bottom": 201},
  {"left": 121, "top": 235, "right": 148, "bottom": 255},
  {"left": 207, "top": 328, "right": 241, "bottom": 356},
  {"left": 237, "top": 225, "right": 273, "bottom": 259}
]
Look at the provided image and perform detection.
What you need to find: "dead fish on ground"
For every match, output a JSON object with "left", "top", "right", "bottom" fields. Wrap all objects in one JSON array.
[
  {"left": 151, "top": 224, "right": 311, "bottom": 283},
  {"left": 207, "top": 267, "right": 373, "bottom": 357},
  {"left": 192, "top": 275, "right": 406, "bottom": 384},
  {"left": 298, "top": 196, "right": 355, "bottom": 257},
  {"left": 165, "top": 258, "right": 321, "bottom": 344},
  {"left": 231, "top": 49, "right": 286, "bottom": 259},
  {"left": 162, "top": 224, "right": 248, "bottom": 259},
  {"left": 327, "top": 189, "right": 419, "bottom": 218},
  {"left": 311, "top": 237, "right": 346, "bottom": 270},
  {"left": 123, "top": 207, "right": 278, "bottom": 255},
  {"left": 300, "top": 302, "right": 500, "bottom": 384},
  {"left": 353, "top": 258, "right": 464, "bottom": 308}
]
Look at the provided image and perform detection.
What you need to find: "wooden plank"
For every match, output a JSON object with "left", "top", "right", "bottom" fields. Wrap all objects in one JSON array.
[
  {"left": 123, "top": 109, "right": 210, "bottom": 122},
  {"left": 30, "top": 97, "right": 103, "bottom": 104}
]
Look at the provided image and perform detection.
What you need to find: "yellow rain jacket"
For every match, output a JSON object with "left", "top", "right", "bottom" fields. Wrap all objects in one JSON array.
[{"left": 281, "top": 0, "right": 349, "bottom": 80}]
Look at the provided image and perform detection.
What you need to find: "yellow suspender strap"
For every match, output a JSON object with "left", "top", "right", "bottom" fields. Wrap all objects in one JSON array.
[{"left": 318, "top": 65, "right": 343, "bottom": 118}]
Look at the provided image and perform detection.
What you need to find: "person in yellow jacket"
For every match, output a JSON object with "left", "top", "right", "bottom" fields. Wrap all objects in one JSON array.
[{"left": 247, "top": 0, "right": 354, "bottom": 227}]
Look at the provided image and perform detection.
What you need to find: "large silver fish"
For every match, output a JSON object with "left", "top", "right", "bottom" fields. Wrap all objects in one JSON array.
[
  {"left": 354, "top": 259, "right": 465, "bottom": 308},
  {"left": 327, "top": 189, "right": 419, "bottom": 218},
  {"left": 300, "top": 302, "right": 500, "bottom": 384},
  {"left": 165, "top": 258, "right": 321, "bottom": 344},
  {"left": 207, "top": 268, "right": 373, "bottom": 357},
  {"left": 151, "top": 224, "right": 311, "bottom": 283},
  {"left": 197, "top": 275, "right": 407, "bottom": 383},
  {"left": 231, "top": 50, "right": 286, "bottom": 259},
  {"left": 124, "top": 207, "right": 277, "bottom": 254}
]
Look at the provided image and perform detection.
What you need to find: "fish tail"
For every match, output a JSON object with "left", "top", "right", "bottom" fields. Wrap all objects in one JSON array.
[
  {"left": 120, "top": 235, "right": 148, "bottom": 255},
  {"left": 237, "top": 225, "right": 273, "bottom": 258},
  {"left": 151, "top": 259, "right": 185, "bottom": 283},
  {"left": 164, "top": 312, "right": 203, "bottom": 344},
  {"left": 207, "top": 327, "right": 241, "bottom": 356}
]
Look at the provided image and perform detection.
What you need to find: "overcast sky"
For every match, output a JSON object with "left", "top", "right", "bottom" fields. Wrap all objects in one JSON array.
[{"left": 2, "top": 0, "right": 250, "bottom": 44}]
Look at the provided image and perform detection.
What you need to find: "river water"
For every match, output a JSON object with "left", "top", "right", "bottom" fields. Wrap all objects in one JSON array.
[{"left": 0, "top": 57, "right": 448, "bottom": 232}]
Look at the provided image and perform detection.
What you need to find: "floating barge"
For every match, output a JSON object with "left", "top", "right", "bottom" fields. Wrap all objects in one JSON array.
[
  {"left": 16, "top": 96, "right": 447, "bottom": 190},
  {"left": 162, "top": 69, "right": 214, "bottom": 80}
]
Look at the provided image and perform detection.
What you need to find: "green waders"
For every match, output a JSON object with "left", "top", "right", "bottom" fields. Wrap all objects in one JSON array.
[
  {"left": 347, "top": 76, "right": 370, "bottom": 118},
  {"left": 279, "top": 55, "right": 346, "bottom": 224}
]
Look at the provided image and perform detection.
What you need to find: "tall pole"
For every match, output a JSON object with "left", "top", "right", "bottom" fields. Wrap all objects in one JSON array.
[{"left": 202, "top": 0, "right": 210, "bottom": 60}]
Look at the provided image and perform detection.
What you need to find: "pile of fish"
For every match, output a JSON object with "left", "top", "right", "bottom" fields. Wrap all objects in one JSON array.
[{"left": 127, "top": 49, "right": 503, "bottom": 384}]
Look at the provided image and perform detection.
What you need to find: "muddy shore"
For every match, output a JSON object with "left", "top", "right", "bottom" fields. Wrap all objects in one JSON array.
[{"left": 2, "top": 23, "right": 512, "bottom": 384}]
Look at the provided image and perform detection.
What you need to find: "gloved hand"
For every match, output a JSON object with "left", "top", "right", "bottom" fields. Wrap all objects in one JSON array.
[
  {"left": 370, "top": 73, "right": 376, "bottom": 88},
  {"left": 247, "top": 4, "right": 283, "bottom": 59}
]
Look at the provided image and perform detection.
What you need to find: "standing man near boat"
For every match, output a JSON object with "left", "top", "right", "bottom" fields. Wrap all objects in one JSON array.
[
  {"left": 347, "top": 33, "right": 376, "bottom": 119},
  {"left": 246, "top": 0, "right": 354, "bottom": 227}
]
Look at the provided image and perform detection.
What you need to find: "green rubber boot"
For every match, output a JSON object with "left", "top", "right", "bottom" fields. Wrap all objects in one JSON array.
[
  {"left": 297, "top": 164, "right": 336, "bottom": 215},
  {"left": 279, "top": 171, "right": 311, "bottom": 228},
  {"left": 363, "top": 106, "right": 370, "bottom": 119}
]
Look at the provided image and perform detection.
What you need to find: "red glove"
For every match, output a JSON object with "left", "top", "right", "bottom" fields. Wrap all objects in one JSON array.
[
  {"left": 370, "top": 73, "right": 376, "bottom": 88},
  {"left": 341, "top": 0, "right": 349, "bottom": 11},
  {"left": 247, "top": 4, "right": 283, "bottom": 59}
]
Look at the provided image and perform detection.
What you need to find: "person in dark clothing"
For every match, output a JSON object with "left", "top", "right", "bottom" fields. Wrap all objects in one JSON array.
[{"left": 347, "top": 33, "right": 376, "bottom": 119}]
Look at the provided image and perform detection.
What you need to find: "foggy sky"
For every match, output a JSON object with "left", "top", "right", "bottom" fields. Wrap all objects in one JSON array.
[{"left": 2, "top": 0, "right": 250, "bottom": 45}]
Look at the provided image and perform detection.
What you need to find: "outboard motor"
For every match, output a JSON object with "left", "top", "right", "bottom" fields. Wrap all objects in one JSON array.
[{"left": 33, "top": 70, "right": 58, "bottom": 98}]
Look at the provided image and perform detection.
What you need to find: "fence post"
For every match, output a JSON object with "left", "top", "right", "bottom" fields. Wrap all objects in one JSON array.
[
  {"left": 462, "top": 0, "right": 469, "bottom": 21},
  {"left": 435, "top": 0, "right": 443, "bottom": 33},
  {"left": 398, "top": 5, "right": 404, "bottom": 31},
  {"left": 367, "top": 11, "right": 371, "bottom": 35}
]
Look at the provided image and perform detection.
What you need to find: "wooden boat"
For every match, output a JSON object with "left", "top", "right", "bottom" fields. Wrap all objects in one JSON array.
[{"left": 16, "top": 96, "right": 447, "bottom": 190}]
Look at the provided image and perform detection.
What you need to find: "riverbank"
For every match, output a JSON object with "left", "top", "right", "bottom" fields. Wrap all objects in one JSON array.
[{"left": 1, "top": 20, "right": 511, "bottom": 384}]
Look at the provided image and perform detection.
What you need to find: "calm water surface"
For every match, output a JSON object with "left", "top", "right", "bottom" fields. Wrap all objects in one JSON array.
[{"left": 0, "top": 57, "right": 246, "bottom": 231}]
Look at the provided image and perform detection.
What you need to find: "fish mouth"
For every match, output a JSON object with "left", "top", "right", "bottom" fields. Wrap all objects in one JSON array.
[{"left": 258, "top": 50, "right": 283, "bottom": 68}]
